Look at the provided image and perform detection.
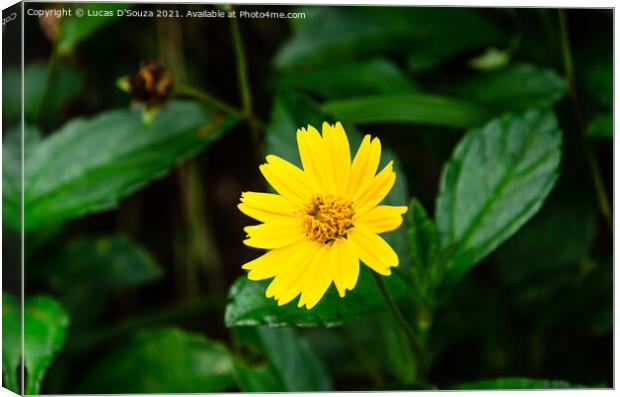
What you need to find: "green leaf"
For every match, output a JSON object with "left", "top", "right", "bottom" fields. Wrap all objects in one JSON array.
[
  {"left": 225, "top": 267, "right": 412, "bottom": 327},
  {"left": 2, "top": 293, "right": 21, "bottom": 394},
  {"left": 16, "top": 100, "right": 236, "bottom": 231},
  {"left": 3, "top": 62, "right": 83, "bottom": 124},
  {"left": 468, "top": 48, "right": 511, "bottom": 71},
  {"left": 3, "top": 294, "right": 70, "bottom": 394},
  {"left": 455, "top": 377, "right": 583, "bottom": 389},
  {"left": 43, "top": 236, "right": 162, "bottom": 326},
  {"left": 408, "top": 198, "right": 438, "bottom": 272},
  {"left": 454, "top": 63, "right": 567, "bottom": 112},
  {"left": 587, "top": 112, "right": 613, "bottom": 139},
  {"left": 232, "top": 326, "right": 331, "bottom": 391},
  {"left": 57, "top": 4, "right": 129, "bottom": 55},
  {"left": 493, "top": 190, "right": 597, "bottom": 286},
  {"left": 276, "top": 58, "right": 417, "bottom": 100},
  {"left": 232, "top": 358, "right": 283, "bottom": 392},
  {"left": 407, "top": 198, "right": 439, "bottom": 301},
  {"left": 275, "top": 7, "right": 508, "bottom": 71},
  {"left": 79, "top": 327, "right": 235, "bottom": 393},
  {"left": 250, "top": 327, "right": 332, "bottom": 391},
  {"left": 3, "top": 125, "right": 40, "bottom": 229},
  {"left": 324, "top": 94, "right": 492, "bottom": 129},
  {"left": 580, "top": 46, "right": 612, "bottom": 107},
  {"left": 24, "top": 296, "right": 70, "bottom": 394},
  {"left": 435, "top": 110, "right": 562, "bottom": 298}
]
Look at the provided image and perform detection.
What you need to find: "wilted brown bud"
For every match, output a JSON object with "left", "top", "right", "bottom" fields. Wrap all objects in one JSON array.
[
  {"left": 127, "top": 60, "right": 174, "bottom": 108},
  {"left": 39, "top": 6, "right": 60, "bottom": 41}
]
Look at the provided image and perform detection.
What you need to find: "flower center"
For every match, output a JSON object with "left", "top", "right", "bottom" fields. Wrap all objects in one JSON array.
[{"left": 302, "top": 194, "right": 354, "bottom": 244}]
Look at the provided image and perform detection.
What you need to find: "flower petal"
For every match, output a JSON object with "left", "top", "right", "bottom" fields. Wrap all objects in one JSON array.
[
  {"left": 353, "top": 161, "right": 396, "bottom": 213},
  {"left": 322, "top": 122, "right": 351, "bottom": 195},
  {"left": 242, "top": 239, "right": 311, "bottom": 280},
  {"left": 298, "top": 245, "right": 333, "bottom": 309},
  {"left": 348, "top": 227, "right": 399, "bottom": 275},
  {"left": 260, "top": 155, "right": 315, "bottom": 206},
  {"left": 347, "top": 134, "right": 382, "bottom": 200},
  {"left": 265, "top": 241, "right": 322, "bottom": 305},
  {"left": 297, "top": 125, "right": 332, "bottom": 192},
  {"left": 330, "top": 238, "right": 360, "bottom": 297},
  {"left": 238, "top": 192, "right": 299, "bottom": 223},
  {"left": 354, "top": 205, "right": 408, "bottom": 234},
  {"left": 243, "top": 218, "right": 305, "bottom": 249}
]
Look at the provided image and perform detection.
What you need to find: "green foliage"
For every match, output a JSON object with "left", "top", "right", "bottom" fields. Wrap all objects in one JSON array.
[
  {"left": 276, "top": 58, "right": 418, "bottom": 100},
  {"left": 454, "top": 377, "right": 582, "bottom": 389},
  {"left": 2, "top": 62, "right": 83, "bottom": 124},
  {"left": 275, "top": 7, "right": 508, "bottom": 71},
  {"left": 11, "top": 101, "right": 237, "bottom": 231},
  {"left": 435, "top": 110, "right": 562, "bottom": 299},
  {"left": 3, "top": 294, "right": 70, "bottom": 394},
  {"left": 587, "top": 112, "right": 613, "bottom": 138},
  {"left": 324, "top": 94, "right": 492, "bottom": 129},
  {"left": 9, "top": 5, "right": 610, "bottom": 393},
  {"left": 225, "top": 268, "right": 412, "bottom": 327},
  {"left": 453, "top": 63, "right": 567, "bottom": 112},
  {"left": 78, "top": 327, "right": 235, "bottom": 393},
  {"left": 2, "top": 293, "right": 21, "bottom": 394},
  {"left": 43, "top": 236, "right": 163, "bottom": 325},
  {"left": 57, "top": 4, "right": 129, "bottom": 55},
  {"left": 232, "top": 327, "right": 332, "bottom": 391},
  {"left": 493, "top": 190, "right": 597, "bottom": 287}
]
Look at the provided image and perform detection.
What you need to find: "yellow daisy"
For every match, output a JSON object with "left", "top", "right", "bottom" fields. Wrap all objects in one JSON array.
[{"left": 238, "top": 122, "right": 408, "bottom": 309}]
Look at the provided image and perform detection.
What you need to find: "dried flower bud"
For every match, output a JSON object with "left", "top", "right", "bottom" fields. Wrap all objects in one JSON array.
[{"left": 127, "top": 60, "right": 174, "bottom": 108}]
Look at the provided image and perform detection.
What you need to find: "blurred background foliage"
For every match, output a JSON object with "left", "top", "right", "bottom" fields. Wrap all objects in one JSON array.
[{"left": 2, "top": 3, "right": 612, "bottom": 393}]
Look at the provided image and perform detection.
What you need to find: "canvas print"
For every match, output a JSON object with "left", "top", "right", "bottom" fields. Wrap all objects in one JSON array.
[{"left": 2, "top": 2, "right": 613, "bottom": 393}]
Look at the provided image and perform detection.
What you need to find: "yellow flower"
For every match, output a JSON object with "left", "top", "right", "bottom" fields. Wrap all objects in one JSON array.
[{"left": 238, "top": 122, "right": 408, "bottom": 309}]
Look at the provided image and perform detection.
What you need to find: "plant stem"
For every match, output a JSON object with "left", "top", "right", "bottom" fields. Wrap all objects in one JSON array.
[
  {"left": 230, "top": 12, "right": 252, "bottom": 118},
  {"left": 558, "top": 10, "right": 613, "bottom": 233},
  {"left": 229, "top": 7, "right": 262, "bottom": 147},
  {"left": 372, "top": 272, "right": 427, "bottom": 381},
  {"left": 174, "top": 84, "right": 263, "bottom": 128}
]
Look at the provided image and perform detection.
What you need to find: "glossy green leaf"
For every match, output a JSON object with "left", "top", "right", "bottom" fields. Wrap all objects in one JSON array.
[
  {"left": 43, "top": 236, "right": 162, "bottom": 326},
  {"left": 435, "top": 110, "right": 562, "bottom": 299},
  {"left": 455, "top": 377, "right": 583, "bottom": 389},
  {"left": 324, "top": 94, "right": 492, "bottom": 129},
  {"left": 275, "top": 7, "right": 507, "bottom": 71},
  {"left": 225, "top": 267, "right": 412, "bottom": 327},
  {"left": 454, "top": 63, "right": 567, "bottom": 112},
  {"left": 57, "top": 4, "right": 129, "bottom": 55},
  {"left": 15, "top": 100, "right": 236, "bottom": 231},
  {"left": 276, "top": 58, "right": 417, "bottom": 100},
  {"left": 79, "top": 327, "right": 235, "bottom": 393},
  {"left": 3, "top": 294, "right": 70, "bottom": 394},
  {"left": 587, "top": 112, "right": 613, "bottom": 138}
]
